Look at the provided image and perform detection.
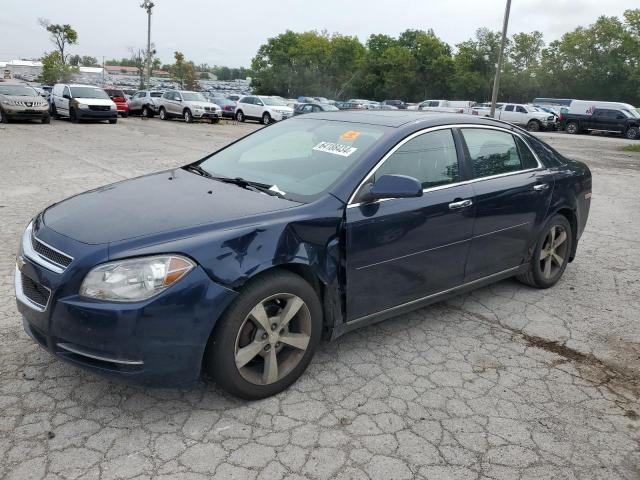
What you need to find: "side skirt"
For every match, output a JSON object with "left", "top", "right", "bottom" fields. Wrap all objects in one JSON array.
[{"left": 330, "top": 264, "right": 528, "bottom": 340}]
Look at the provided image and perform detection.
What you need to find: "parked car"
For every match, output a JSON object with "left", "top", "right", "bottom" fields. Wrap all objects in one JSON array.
[
  {"left": 50, "top": 84, "right": 118, "bottom": 124},
  {"left": 16, "top": 111, "right": 591, "bottom": 399},
  {"left": 334, "top": 101, "right": 359, "bottom": 110},
  {"left": 209, "top": 97, "right": 237, "bottom": 118},
  {"left": 418, "top": 99, "right": 475, "bottom": 114},
  {"left": 128, "top": 90, "right": 164, "bottom": 117},
  {"left": 104, "top": 88, "right": 129, "bottom": 118},
  {"left": 293, "top": 102, "right": 339, "bottom": 115},
  {"left": 532, "top": 106, "right": 560, "bottom": 130},
  {"left": 471, "top": 103, "right": 503, "bottom": 116},
  {"left": 564, "top": 108, "right": 640, "bottom": 139},
  {"left": 157, "top": 90, "right": 222, "bottom": 123},
  {"left": 381, "top": 100, "right": 407, "bottom": 110},
  {"left": 490, "top": 103, "right": 556, "bottom": 131},
  {"left": 0, "top": 84, "right": 50, "bottom": 123},
  {"left": 235, "top": 95, "right": 294, "bottom": 124}
]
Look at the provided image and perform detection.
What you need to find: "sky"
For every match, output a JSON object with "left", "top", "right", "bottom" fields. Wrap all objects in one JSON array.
[{"left": 0, "top": 0, "right": 631, "bottom": 67}]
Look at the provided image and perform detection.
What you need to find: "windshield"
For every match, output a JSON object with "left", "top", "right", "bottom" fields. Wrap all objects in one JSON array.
[
  {"left": 262, "top": 97, "right": 287, "bottom": 106},
  {"left": 622, "top": 109, "right": 640, "bottom": 118},
  {"left": 0, "top": 85, "right": 38, "bottom": 96},
  {"left": 197, "top": 118, "right": 388, "bottom": 201},
  {"left": 181, "top": 92, "right": 205, "bottom": 101},
  {"left": 70, "top": 87, "right": 110, "bottom": 99}
]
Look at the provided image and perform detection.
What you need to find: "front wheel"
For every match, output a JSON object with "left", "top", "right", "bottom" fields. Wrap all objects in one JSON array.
[
  {"left": 262, "top": 112, "right": 272, "bottom": 125},
  {"left": 526, "top": 120, "right": 541, "bottom": 132},
  {"left": 205, "top": 270, "right": 322, "bottom": 399},
  {"left": 625, "top": 126, "right": 639, "bottom": 140},
  {"left": 41, "top": 114, "right": 51, "bottom": 124},
  {"left": 517, "top": 214, "right": 573, "bottom": 289},
  {"left": 159, "top": 107, "right": 168, "bottom": 120},
  {"left": 565, "top": 122, "right": 579, "bottom": 135},
  {"left": 236, "top": 110, "right": 245, "bottom": 122},
  {"left": 184, "top": 109, "right": 194, "bottom": 123}
]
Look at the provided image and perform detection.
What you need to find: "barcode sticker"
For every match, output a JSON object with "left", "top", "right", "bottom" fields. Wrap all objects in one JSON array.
[{"left": 313, "top": 142, "right": 358, "bottom": 157}]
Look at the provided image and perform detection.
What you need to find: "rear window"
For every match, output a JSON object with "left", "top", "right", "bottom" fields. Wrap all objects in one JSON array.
[
  {"left": 150, "top": 92, "right": 163, "bottom": 97},
  {"left": 105, "top": 89, "right": 125, "bottom": 97}
]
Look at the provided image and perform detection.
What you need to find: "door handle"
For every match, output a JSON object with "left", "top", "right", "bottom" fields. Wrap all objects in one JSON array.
[
  {"left": 533, "top": 183, "right": 549, "bottom": 191},
  {"left": 449, "top": 199, "right": 473, "bottom": 210}
]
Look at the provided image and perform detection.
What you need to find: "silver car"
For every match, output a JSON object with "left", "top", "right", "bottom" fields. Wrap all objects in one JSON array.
[
  {"left": 157, "top": 90, "right": 222, "bottom": 123},
  {"left": 128, "top": 90, "right": 164, "bottom": 117},
  {"left": 0, "top": 84, "right": 50, "bottom": 124}
]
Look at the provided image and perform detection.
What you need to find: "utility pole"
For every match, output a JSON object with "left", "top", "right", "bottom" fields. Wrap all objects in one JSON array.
[
  {"left": 490, "top": 0, "right": 511, "bottom": 118},
  {"left": 140, "top": 0, "right": 155, "bottom": 89},
  {"left": 102, "top": 56, "right": 105, "bottom": 84}
]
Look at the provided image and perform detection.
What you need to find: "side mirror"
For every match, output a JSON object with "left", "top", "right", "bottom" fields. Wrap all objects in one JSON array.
[
  {"left": 256, "top": 101, "right": 263, "bottom": 106},
  {"left": 360, "top": 174, "right": 423, "bottom": 203},
  {"left": 63, "top": 93, "right": 70, "bottom": 99}
]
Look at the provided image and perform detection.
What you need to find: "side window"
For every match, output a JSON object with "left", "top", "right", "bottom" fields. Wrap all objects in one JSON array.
[
  {"left": 504, "top": 105, "right": 514, "bottom": 112},
  {"left": 374, "top": 129, "right": 460, "bottom": 189},
  {"left": 461, "top": 129, "right": 524, "bottom": 178},
  {"left": 244, "top": 97, "right": 254, "bottom": 105},
  {"left": 514, "top": 137, "right": 539, "bottom": 169},
  {"left": 516, "top": 106, "right": 527, "bottom": 113},
  {"left": 63, "top": 86, "right": 71, "bottom": 98}
]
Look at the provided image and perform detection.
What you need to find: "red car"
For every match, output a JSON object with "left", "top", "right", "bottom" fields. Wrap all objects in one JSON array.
[{"left": 104, "top": 88, "right": 129, "bottom": 118}]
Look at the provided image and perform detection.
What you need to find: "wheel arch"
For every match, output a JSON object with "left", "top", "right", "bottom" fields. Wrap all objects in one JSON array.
[{"left": 552, "top": 206, "right": 578, "bottom": 262}]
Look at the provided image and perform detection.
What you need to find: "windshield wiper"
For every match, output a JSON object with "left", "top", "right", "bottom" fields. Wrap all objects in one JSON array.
[
  {"left": 183, "top": 164, "right": 214, "bottom": 178},
  {"left": 212, "top": 176, "right": 286, "bottom": 198}
]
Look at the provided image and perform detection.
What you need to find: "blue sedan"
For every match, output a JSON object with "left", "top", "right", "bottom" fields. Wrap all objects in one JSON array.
[{"left": 16, "top": 111, "right": 592, "bottom": 399}]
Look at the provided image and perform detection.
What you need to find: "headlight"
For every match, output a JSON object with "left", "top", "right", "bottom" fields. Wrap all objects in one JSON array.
[
  {"left": 1, "top": 100, "right": 15, "bottom": 106},
  {"left": 80, "top": 255, "right": 194, "bottom": 301},
  {"left": 78, "top": 103, "right": 90, "bottom": 110},
  {"left": 110, "top": 104, "right": 117, "bottom": 110}
]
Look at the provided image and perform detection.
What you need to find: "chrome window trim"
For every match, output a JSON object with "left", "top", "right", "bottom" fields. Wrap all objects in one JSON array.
[
  {"left": 57, "top": 343, "right": 144, "bottom": 366},
  {"left": 347, "top": 124, "right": 544, "bottom": 208},
  {"left": 21, "top": 222, "right": 73, "bottom": 274},
  {"left": 14, "top": 266, "right": 50, "bottom": 312}
]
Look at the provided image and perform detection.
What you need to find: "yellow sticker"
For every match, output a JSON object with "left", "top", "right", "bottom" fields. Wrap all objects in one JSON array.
[{"left": 340, "top": 130, "right": 361, "bottom": 141}]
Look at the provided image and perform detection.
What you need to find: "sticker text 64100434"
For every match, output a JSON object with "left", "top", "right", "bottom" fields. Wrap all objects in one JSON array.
[{"left": 313, "top": 141, "right": 358, "bottom": 157}]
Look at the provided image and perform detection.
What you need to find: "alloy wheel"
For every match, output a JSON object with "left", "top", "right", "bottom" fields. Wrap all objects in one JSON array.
[
  {"left": 539, "top": 225, "right": 569, "bottom": 280},
  {"left": 234, "top": 293, "right": 311, "bottom": 386}
]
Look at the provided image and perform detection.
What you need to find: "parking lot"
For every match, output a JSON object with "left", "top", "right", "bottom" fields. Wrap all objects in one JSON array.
[{"left": 1, "top": 117, "right": 639, "bottom": 479}]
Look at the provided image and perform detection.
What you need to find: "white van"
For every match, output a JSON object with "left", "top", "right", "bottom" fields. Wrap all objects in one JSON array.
[
  {"left": 567, "top": 100, "right": 637, "bottom": 116},
  {"left": 417, "top": 100, "right": 475, "bottom": 114},
  {"left": 50, "top": 84, "right": 118, "bottom": 123}
]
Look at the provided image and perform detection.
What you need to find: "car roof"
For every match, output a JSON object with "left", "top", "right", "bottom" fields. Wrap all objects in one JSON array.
[{"left": 299, "top": 110, "right": 516, "bottom": 128}]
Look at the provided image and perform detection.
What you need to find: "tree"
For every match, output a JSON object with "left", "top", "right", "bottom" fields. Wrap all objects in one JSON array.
[
  {"left": 38, "top": 19, "right": 78, "bottom": 65},
  {"left": 170, "top": 51, "right": 198, "bottom": 90},
  {"left": 39, "top": 51, "right": 76, "bottom": 84}
]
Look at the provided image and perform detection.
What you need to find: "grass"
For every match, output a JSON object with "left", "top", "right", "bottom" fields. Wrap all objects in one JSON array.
[{"left": 621, "top": 144, "right": 640, "bottom": 153}]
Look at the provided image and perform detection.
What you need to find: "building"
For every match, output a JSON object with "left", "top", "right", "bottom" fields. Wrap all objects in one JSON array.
[{"left": 105, "top": 65, "right": 169, "bottom": 78}]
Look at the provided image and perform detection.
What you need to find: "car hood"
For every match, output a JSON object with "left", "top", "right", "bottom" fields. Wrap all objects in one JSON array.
[
  {"left": 74, "top": 98, "right": 115, "bottom": 107},
  {"left": 0, "top": 94, "right": 46, "bottom": 104},
  {"left": 43, "top": 169, "right": 301, "bottom": 245}
]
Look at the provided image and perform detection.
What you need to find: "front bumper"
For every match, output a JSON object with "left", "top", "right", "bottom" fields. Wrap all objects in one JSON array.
[
  {"left": 272, "top": 112, "right": 292, "bottom": 121},
  {"left": 76, "top": 109, "right": 118, "bottom": 120},
  {"left": 192, "top": 110, "right": 221, "bottom": 119},
  {"left": 16, "top": 231, "right": 237, "bottom": 386},
  {"left": 4, "top": 107, "right": 48, "bottom": 119}
]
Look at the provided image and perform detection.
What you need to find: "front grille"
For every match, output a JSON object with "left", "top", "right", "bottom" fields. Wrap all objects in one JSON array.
[
  {"left": 32, "top": 236, "right": 72, "bottom": 268},
  {"left": 89, "top": 105, "right": 110, "bottom": 111},
  {"left": 21, "top": 273, "right": 50, "bottom": 309}
]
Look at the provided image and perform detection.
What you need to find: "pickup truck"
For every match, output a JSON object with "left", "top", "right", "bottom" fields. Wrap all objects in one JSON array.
[
  {"left": 489, "top": 103, "right": 555, "bottom": 131},
  {"left": 413, "top": 99, "right": 475, "bottom": 114},
  {"left": 564, "top": 108, "right": 640, "bottom": 140}
]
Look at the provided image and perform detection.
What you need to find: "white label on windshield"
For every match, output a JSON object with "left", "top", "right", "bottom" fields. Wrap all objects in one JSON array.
[{"left": 313, "top": 142, "right": 358, "bottom": 157}]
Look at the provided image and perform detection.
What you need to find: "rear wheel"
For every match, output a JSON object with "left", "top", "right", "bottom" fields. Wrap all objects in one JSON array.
[
  {"left": 0, "top": 108, "right": 7, "bottom": 123},
  {"left": 121, "top": 111, "right": 129, "bottom": 118},
  {"left": 625, "top": 126, "right": 639, "bottom": 140},
  {"left": 517, "top": 214, "right": 572, "bottom": 289},
  {"left": 159, "top": 107, "right": 168, "bottom": 120},
  {"left": 50, "top": 103, "right": 59, "bottom": 119},
  {"left": 262, "top": 112, "right": 272, "bottom": 125},
  {"left": 566, "top": 122, "right": 579, "bottom": 135},
  {"left": 236, "top": 110, "right": 245, "bottom": 122},
  {"left": 108, "top": 118, "right": 117, "bottom": 124},
  {"left": 41, "top": 114, "right": 50, "bottom": 124},
  {"left": 142, "top": 105, "right": 151, "bottom": 117},
  {"left": 184, "top": 109, "right": 194, "bottom": 123},
  {"left": 205, "top": 270, "right": 322, "bottom": 399}
]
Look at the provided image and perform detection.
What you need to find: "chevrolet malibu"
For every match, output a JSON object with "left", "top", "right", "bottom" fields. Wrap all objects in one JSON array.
[{"left": 16, "top": 111, "right": 591, "bottom": 399}]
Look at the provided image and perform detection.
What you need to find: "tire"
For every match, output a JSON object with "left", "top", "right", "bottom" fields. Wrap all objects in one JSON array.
[
  {"left": 0, "top": 108, "right": 6, "bottom": 123},
  {"left": 211, "top": 117, "right": 220, "bottom": 124},
  {"left": 517, "top": 214, "right": 573, "bottom": 289},
  {"left": 108, "top": 118, "right": 117, "bottom": 124},
  {"left": 236, "top": 110, "right": 245, "bottom": 122},
  {"left": 625, "top": 126, "right": 639, "bottom": 140},
  {"left": 121, "top": 112, "right": 129, "bottom": 118},
  {"left": 566, "top": 122, "right": 579, "bottom": 135},
  {"left": 142, "top": 105, "right": 151, "bottom": 118},
  {"left": 70, "top": 108, "right": 78, "bottom": 123},
  {"left": 41, "top": 114, "right": 50, "bottom": 124},
  {"left": 262, "top": 112, "right": 272, "bottom": 125},
  {"left": 526, "top": 120, "right": 541, "bottom": 132},
  {"left": 159, "top": 107, "right": 168, "bottom": 120},
  {"left": 184, "top": 109, "right": 194, "bottom": 123},
  {"left": 50, "top": 103, "right": 60, "bottom": 119},
  {"left": 205, "top": 270, "right": 322, "bottom": 400}
]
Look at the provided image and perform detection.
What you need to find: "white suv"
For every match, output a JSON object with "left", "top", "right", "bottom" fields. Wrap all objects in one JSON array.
[{"left": 235, "top": 96, "right": 294, "bottom": 124}]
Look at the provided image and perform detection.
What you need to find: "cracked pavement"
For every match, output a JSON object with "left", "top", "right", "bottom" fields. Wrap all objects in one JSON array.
[{"left": 1, "top": 119, "right": 639, "bottom": 479}]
